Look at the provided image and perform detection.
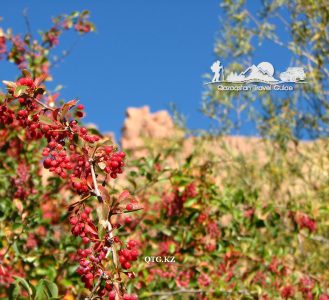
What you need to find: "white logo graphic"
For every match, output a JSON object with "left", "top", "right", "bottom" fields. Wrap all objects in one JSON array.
[{"left": 206, "top": 60, "right": 306, "bottom": 91}]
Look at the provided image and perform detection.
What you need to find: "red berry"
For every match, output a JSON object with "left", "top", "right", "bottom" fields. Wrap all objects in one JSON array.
[
  {"left": 84, "top": 207, "right": 92, "bottom": 215},
  {"left": 82, "top": 237, "right": 90, "bottom": 244},
  {"left": 123, "top": 262, "right": 131, "bottom": 269},
  {"left": 70, "top": 216, "right": 78, "bottom": 225},
  {"left": 128, "top": 240, "right": 138, "bottom": 248},
  {"left": 108, "top": 291, "right": 116, "bottom": 300},
  {"left": 125, "top": 216, "right": 132, "bottom": 223},
  {"left": 119, "top": 255, "right": 126, "bottom": 264},
  {"left": 74, "top": 182, "right": 82, "bottom": 189},
  {"left": 49, "top": 141, "right": 56, "bottom": 148},
  {"left": 110, "top": 161, "right": 119, "bottom": 168},
  {"left": 76, "top": 111, "right": 84, "bottom": 118},
  {"left": 104, "top": 146, "right": 113, "bottom": 154},
  {"left": 105, "top": 281, "right": 113, "bottom": 291},
  {"left": 126, "top": 203, "right": 133, "bottom": 211},
  {"left": 43, "top": 158, "right": 52, "bottom": 169},
  {"left": 118, "top": 151, "right": 126, "bottom": 158},
  {"left": 81, "top": 212, "right": 88, "bottom": 220}
]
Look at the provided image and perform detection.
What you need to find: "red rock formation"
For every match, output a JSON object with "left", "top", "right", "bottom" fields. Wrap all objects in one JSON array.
[{"left": 121, "top": 106, "right": 175, "bottom": 150}]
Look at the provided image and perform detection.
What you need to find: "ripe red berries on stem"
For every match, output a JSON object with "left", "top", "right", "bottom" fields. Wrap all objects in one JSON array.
[
  {"left": 118, "top": 240, "right": 140, "bottom": 270},
  {"left": 1, "top": 68, "right": 139, "bottom": 299}
]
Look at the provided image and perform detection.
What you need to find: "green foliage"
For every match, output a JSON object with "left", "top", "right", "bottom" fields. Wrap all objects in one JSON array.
[{"left": 1, "top": 2, "right": 329, "bottom": 299}]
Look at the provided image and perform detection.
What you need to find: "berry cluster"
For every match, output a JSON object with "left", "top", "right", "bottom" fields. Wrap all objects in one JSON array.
[
  {"left": 42, "top": 141, "right": 73, "bottom": 179},
  {"left": 44, "top": 27, "right": 60, "bottom": 48},
  {"left": 12, "top": 163, "right": 36, "bottom": 200},
  {"left": 17, "top": 110, "right": 43, "bottom": 140},
  {"left": 0, "top": 70, "right": 138, "bottom": 299},
  {"left": 107, "top": 291, "right": 138, "bottom": 300},
  {"left": 163, "top": 183, "right": 198, "bottom": 217},
  {"left": 2, "top": 11, "right": 94, "bottom": 77},
  {"left": 176, "top": 270, "right": 192, "bottom": 288},
  {"left": 181, "top": 182, "right": 197, "bottom": 202},
  {"left": 0, "top": 105, "right": 15, "bottom": 125},
  {"left": 118, "top": 240, "right": 139, "bottom": 270},
  {"left": 74, "top": 22, "right": 92, "bottom": 33},
  {"left": 76, "top": 247, "right": 108, "bottom": 291},
  {"left": 122, "top": 294, "right": 138, "bottom": 300},
  {"left": 69, "top": 206, "right": 97, "bottom": 244},
  {"left": 95, "top": 146, "right": 125, "bottom": 179},
  {"left": 197, "top": 273, "right": 211, "bottom": 287},
  {"left": 16, "top": 77, "right": 35, "bottom": 89},
  {"left": 69, "top": 120, "right": 100, "bottom": 143},
  {"left": 0, "top": 35, "right": 6, "bottom": 57},
  {"left": 297, "top": 213, "right": 317, "bottom": 233}
]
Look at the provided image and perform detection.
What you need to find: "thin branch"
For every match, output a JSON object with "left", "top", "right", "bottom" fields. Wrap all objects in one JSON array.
[
  {"left": 89, "top": 160, "right": 122, "bottom": 300},
  {"left": 245, "top": 8, "right": 329, "bottom": 77},
  {"left": 147, "top": 289, "right": 205, "bottom": 296},
  {"left": 90, "top": 159, "right": 101, "bottom": 200},
  {"left": 88, "top": 275, "right": 103, "bottom": 300},
  {"left": 111, "top": 208, "right": 143, "bottom": 215},
  {"left": 143, "top": 289, "right": 252, "bottom": 297},
  {"left": 34, "top": 98, "right": 55, "bottom": 111},
  {"left": 50, "top": 36, "right": 81, "bottom": 69},
  {"left": 300, "top": 232, "right": 329, "bottom": 246},
  {"left": 22, "top": 8, "right": 33, "bottom": 38}
]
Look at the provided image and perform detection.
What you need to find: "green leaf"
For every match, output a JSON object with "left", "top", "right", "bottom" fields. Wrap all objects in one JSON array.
[
  {"left": 35, "top": 279, "right": 59, "bottom": 300},
  {"left": 81, "top": 10, "right": 90, "bottom": 17},
  {"left": 22, "top": 69, "right": 32, "bottom": 78},
  {"left": 2, "top": 80, "right": 17, "bottom": 88},
  {"left": 98, "top": 222, "right": 106, "bottom": 240},
  {"left": 14, "top": 85, "right": 29, "bottom": 97},
  {"left": 162, "top": 228, "right": 171, "bottom": 236},
  {"left": 38, "top": 115, "right": 53, "bottom": 126},
  {"left": 183, "top": 198, "right": 197, "bottom": 208},
  {"left": 96, "top": 201, "right": 109, "bottom": 241},
  {"left": 8, "top": 283, "right": 20, "bottom": 300},
  {"left": 0, "top": 93, "right": 5, "bottom": 103},
  {"left": 70, "top": 11, "right": 80, "bottom": 18},
  {"left": 13, "top": 276, "right": 32, "bottom": 297}
]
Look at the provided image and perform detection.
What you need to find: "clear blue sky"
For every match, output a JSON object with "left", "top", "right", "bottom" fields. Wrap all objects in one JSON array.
[{"left": 0, "top": 1, "right": 292, "bottom": 138}]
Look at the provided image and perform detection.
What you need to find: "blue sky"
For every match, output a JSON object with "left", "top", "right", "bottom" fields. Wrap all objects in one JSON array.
[{"left": 0, "top": 1, "right": 293, "bottom": 138}]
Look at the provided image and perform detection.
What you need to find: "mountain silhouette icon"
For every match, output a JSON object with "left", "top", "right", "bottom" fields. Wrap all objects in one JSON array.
[{"left": 226, "top": 62, "right": 279, "bottom": 83}]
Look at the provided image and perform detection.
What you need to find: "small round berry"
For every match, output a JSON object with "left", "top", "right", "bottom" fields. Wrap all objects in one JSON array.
[
  {"left": 82, "top": 237, "right": 90, "bottom": 244},
  {"left": 123, "top": 262, "right": 131, "bottom": 269},
  {"left": 119, "top": 256, "right": 126, "bottom": 264},
  {"left": 70, "top": 216, "right": 79, "bottom": 225},
  {"left": 126, "top": 203, "right": 133, "bottom": 211}
]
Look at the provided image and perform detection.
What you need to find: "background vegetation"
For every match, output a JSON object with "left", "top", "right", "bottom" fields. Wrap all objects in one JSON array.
[{"left": 0, "top": 1, "right": 328, "bottom": 299}]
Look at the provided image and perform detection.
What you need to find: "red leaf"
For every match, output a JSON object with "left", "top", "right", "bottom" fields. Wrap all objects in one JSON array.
[
  {"left": 34, "top": 74, "right": 48, "bottom": 87},
  {"left": 22, "top": 69, "right": 32, "bottom": 78},
  {"left": 86, "top": 175, "right": 93, "bottom": 189},
  {"left": 118, "top": 190, "right": 131, "bottom": 201},
  {"left": 123, "top": 272, "right": 136, "bottom": 279},
  {"left": 60, "top": 99, "right": 78, "bottom": 120},
  {"left": 98, "top": 185, "right": 111, "bottom": 203},
  {"left": 52, "top": 108, "right": 60, "bottom": 121},
  {"left": 84, "top": 224, "right": 98, "bottom": 236},
  {"left": 39, "top": 114, "right": 53, "bottom": 126}
]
